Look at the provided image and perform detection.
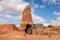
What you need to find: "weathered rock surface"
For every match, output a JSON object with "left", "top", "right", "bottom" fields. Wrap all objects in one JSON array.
[
  {"left": 0, "top": 24, "right": 18, "bottom": 34},
  {"left": 20, "top": 5, "right": 33, "bottom": 30}
]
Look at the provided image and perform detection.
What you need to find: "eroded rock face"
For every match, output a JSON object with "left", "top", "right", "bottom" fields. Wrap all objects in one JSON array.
[
  {"left": 0, "top": 24, "right": 18, "bottom": 34},
  {"left": 20, "top": 5, "right": 33, "bottom": 30}
]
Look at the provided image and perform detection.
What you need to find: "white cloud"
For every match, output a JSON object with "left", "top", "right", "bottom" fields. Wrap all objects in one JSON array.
[
  {"left": 54, "top": 11, "right": 60, "bottom": 16},
  {"left": 31, "top": 2, "right": 46, "bottom": 24},
  {"left": 15, "top": 15, "right": 22, "bottom": 20},
  {"left": 51, "top": 17, "right": 60, "bottom": 26},
  {"left": 48, "top": 0, "right": 56, "bottom": 4},
  {"left": 40, "top": 5, "right": 45, "bottom": 8},
  {"left": 0, "top": 5, "right": 3, "bottom": 11},
  {"left": 33, "top": 4, "right": 39, "bottom": 8},
  {"left": 5, "top": 15, "right": 12, "bottom": 19},
  {"left": 0, "top": 0, "right": 29, "bottom": 14},
  {"left": 32, "top": 13, "right": 46, "bottom": 24},
  {"left": 51, "top": 11, "right": 60, "bottom": 26},
  {"left": 57, "top": 17, "right": 60, "bottom": 20},
  {"left": 42, "top": 0, "right": 48, "bottom": 2},
  {"left": 0, "top": 18, "right": 7, "bottom": 22},
  {"left": 0, "top": 0, "right": 46, "bottom": 26},
  {"left": 1, "top": 14, "right": 21, "bottom": 21},
  {"left": 32, "top": 4, "right": 45, "bottom": 9},
  {"left": 42, "top": 0, "right": 60, "bottom": 5},
  {"left": 44, "top": 23, "right": 49, "bottom": 26},
  {"left": 0, "top": 0, "right": 28, "bottom": 24}
]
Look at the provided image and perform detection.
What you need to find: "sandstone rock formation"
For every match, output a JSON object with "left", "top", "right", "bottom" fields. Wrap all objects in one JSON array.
[
  {"left": 20, "top": 5, "right": 33, "bottom": 30},
  {"left": 0, "top": 24, "right": 18, "bottom": 34}
]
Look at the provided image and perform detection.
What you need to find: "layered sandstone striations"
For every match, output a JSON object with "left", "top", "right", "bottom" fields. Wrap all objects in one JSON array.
[
  {"left": 0, "top": 24, "right": 18, "bottom": 34},
  {"left": 20, "top": 5, "right": 33, "bottom": 30}
]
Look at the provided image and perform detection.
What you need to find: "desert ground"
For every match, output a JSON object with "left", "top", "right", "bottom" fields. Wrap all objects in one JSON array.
[
  {"left": 0, "top": 24, "right": 60, "bottom": 40},
  {"left": 0, "top": 34, "right": 60, "bottom": 40}
]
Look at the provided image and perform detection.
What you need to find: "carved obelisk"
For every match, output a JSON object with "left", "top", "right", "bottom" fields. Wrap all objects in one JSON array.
[{"left": 20, "top": 5, "right": 33, "bottom": 30}]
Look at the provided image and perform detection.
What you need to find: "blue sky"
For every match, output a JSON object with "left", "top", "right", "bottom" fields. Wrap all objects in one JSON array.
[
  {"left": 24, "top": 0, "right": 60, "bottom": 26},
  {"left": 0, "top": 0, "right": 60, "bottom": 26}
]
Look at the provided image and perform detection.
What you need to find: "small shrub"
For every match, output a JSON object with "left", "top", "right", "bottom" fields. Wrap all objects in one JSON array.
[
  {"left": 48, "top": 35, "right": 51, "bottom": 37},
  {"left": 43, "top": 32, "right": 49, "bottom": 35}
]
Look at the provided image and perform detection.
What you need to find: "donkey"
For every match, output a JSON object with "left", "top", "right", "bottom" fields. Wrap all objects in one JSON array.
[{"left": 25, "top": 24, "right": 32, "bottom": 34}]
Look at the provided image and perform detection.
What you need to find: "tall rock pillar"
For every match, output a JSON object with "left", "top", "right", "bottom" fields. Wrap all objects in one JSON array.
[{"left": 20, "top": 5, "right": 33, "bottom": 30}]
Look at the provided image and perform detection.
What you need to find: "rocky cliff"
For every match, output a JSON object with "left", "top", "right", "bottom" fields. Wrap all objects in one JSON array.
[
  {"left": 20, "top": 5, "right": 33, "bottom": 30},
  {"left": 0, "top": 24, "right": 18, "bottom": 34}
]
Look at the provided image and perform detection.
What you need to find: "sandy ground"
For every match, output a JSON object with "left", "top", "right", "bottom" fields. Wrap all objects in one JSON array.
[{"left": 0, "top": 34, "right": 60, "bottom": 40}]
